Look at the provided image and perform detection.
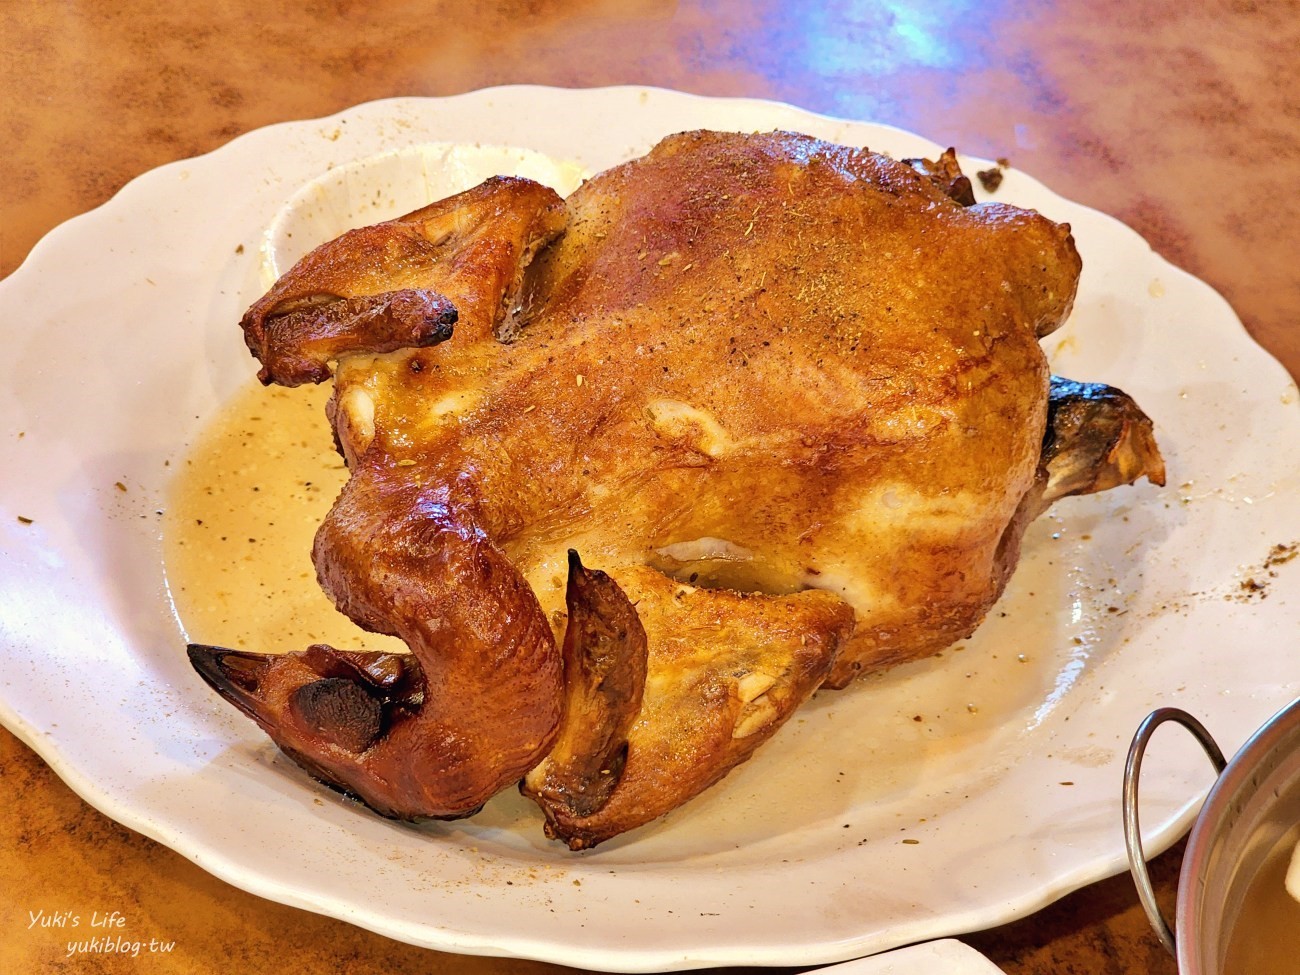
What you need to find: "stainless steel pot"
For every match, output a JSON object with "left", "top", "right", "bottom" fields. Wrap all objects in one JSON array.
[{"left": 1124, "top": 700, "right": 1300, "bottom": 974}]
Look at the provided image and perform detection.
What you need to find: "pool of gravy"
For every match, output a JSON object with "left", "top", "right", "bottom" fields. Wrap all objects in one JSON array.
[{"left": 163, "top": 381, "right": 404, "bottom": 654}]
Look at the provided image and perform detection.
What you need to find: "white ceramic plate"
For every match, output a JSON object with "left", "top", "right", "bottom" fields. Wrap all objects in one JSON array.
[
  {"left": 2, "top": 86, "right": 1298, "bottom": 972},
  {"left": 811, "top": 940, "right": 1005, "bottom": 975}
]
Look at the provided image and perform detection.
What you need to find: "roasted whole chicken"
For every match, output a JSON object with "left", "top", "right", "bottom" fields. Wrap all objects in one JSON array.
[{"left": 189, "top": 130, "right": 1165, "bottom": 848}]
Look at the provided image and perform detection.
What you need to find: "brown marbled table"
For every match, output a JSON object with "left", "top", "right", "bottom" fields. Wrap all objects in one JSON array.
[{"left": 3, "top": 2, "right": 1297, "bottom": 972}]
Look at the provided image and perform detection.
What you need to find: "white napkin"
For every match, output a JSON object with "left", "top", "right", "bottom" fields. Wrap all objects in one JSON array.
[{"left": 808, "top": 939, "right": 1006, "bottom": 974}]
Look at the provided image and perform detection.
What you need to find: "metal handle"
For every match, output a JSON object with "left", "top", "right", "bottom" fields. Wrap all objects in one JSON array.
[{"left": 1122, "top": 707, "right": 1228, "bottom": 958}]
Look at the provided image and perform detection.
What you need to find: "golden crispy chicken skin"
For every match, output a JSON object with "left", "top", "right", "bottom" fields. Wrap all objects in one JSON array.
[
  {"left": 190, "top": 130, "right": 1163, "bottom": 844},
  {"left": 504, "top": 129, "right": 1085, "bottom": 688}
]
